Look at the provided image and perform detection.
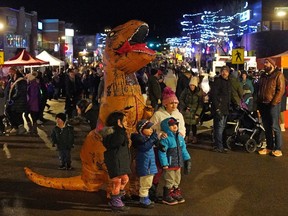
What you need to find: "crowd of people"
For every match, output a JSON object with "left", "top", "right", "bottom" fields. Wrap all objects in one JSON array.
[
  {"left": 0, "top": 64, "right": 103, "bottom": 136},
  {"left": 0, "top": 55, "right": 287, "bottom": 211}
]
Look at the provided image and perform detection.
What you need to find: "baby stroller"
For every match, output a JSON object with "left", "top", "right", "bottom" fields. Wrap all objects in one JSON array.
[{"left": 225, "top": 107, "right": 266, "bottom": 153}]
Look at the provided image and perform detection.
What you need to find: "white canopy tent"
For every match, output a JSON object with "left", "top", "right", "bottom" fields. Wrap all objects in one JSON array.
[{"left": 36, "top": 50, "right": 65, "bottom": 67}]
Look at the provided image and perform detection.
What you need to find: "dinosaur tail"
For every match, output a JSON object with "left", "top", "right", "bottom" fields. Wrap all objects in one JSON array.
[{"left": 24, "top": 167, "right": 104, "bottom": 192}]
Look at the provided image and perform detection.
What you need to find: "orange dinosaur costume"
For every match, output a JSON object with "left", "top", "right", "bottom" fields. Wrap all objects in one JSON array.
[{"left": 24, "top": 20, "right": 156, "bottom": 192}]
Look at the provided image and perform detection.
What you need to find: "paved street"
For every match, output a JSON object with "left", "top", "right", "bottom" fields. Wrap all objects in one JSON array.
[{"left": 1, "top": 98, "right": 288, "bottom": 216}]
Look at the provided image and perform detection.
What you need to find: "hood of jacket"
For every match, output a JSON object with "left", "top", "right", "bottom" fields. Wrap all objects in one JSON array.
[
  {"left": 160, "top": 117, "right": 178, "bottom": 136},
  {"left": 99, "top": 126, "right": 114, "bottom": 138}
]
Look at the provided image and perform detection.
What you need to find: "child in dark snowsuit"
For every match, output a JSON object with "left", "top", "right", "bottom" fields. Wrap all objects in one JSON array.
[
  {"left": 51, "top": 113, "right": 74, "bottom": 170},
  {"left": 101, "top": 111, "right": 131, "bottom": 212}
]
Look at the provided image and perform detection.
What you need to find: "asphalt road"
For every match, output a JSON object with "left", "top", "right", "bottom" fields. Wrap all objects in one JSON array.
[{"left": 1, "top": 98, "right": 288, "bottom": 216}]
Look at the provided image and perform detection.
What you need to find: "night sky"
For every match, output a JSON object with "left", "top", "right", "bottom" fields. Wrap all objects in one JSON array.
[{"left": 0, "top": 0, "right": 231, "bottom": 38}]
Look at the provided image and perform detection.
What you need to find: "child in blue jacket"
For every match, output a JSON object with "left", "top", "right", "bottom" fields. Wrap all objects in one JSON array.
[
  {"left": 131, "top": 119, "right": 159, "bottom": 208},
  {"left": 159, "top": 117, "right": 191, "bottom": 205}
]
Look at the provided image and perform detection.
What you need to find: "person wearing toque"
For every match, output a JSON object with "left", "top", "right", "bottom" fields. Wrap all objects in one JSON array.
[{"left": 257, "top": 58, "right": 285, "bottom": 157}]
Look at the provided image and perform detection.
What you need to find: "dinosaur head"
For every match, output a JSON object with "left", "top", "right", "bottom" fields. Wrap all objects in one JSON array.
[{"left": 104, "top": 20, "right": 156, "bottom": 74}]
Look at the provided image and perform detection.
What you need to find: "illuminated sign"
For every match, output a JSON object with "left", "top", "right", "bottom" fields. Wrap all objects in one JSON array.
[
  {"left": 232, "top": 48, "right": 244, "bottom": 64},
  {"left": 65, "top": 29, "right": 74, "bottom": 37},
  {"left": 38, "top": 22, "right": 43, "bottom": 30},
  {"left": 239, "top": 10, "right": 251, "bottom": 23}
]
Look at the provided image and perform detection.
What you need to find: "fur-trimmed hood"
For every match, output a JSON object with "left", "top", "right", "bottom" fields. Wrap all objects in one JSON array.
[{"left": 99, "top": 126, "right": 115, "bottom": 138}]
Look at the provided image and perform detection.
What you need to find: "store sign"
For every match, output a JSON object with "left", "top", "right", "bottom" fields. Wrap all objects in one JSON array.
[{"left": 239, "top": 10, "right": 251, "bottom": 23}]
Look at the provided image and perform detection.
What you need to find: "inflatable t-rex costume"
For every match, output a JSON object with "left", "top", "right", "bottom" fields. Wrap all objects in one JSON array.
[{"left": 24, "top": 20, "right": 156, "bottom": 192}]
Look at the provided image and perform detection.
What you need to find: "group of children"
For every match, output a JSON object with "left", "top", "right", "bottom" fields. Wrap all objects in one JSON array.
[
  {"left": 50, "top": 110, "right": 191, "bottom": 211},
  {"left": 101, "top": 111, "right": 192, "bottom": 211}
]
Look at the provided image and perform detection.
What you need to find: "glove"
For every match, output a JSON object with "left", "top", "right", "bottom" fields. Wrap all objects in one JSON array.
[
  {"left": 155, "top": 140, "right": 166, "bottom": 152},
  {"left": 184, "top": 160, "right": 192, "bottom": 175}
]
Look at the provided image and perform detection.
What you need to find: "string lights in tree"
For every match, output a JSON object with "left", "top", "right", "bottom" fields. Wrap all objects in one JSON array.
[{"left": 166, "top": 6, "right": 258, "bottom": 51}]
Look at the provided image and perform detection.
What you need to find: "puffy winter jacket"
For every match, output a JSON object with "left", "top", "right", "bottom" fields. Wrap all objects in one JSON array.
[
  {"left": 131, "top": 132, "right": 158, "bottom": 177},
  {"left": 158, "top": 117, "right": 191, "bottom": 168}
]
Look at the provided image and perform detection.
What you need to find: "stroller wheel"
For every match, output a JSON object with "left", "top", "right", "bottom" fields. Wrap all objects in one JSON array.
[
  {"left": 245, "top": 139, "right": 257, "bottom": 153},
  {"left": 226, "top": 136, "right": 235, "bottom": 150}
]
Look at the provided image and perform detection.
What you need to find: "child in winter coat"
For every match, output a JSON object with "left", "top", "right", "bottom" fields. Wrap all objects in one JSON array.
[
  {"left": 101, "top": 111, "right": 131, "bottom": 212},
  {"left": 51, "top": 113, "right": 74, "bottom": 170},
  {"left": 131, "top": 119, "right": 159, "bottom": 208},
  {"left": 242, "top": 84, "right": 253, "bottom": 112},
  {"left": 179, "top": 76, "right": 203, "bottom": 144},
  {"left": 159, "top": 117, "right": 191, "bottom": 205}
]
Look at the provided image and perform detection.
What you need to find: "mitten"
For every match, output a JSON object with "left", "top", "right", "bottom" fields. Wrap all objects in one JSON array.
[{"left": 184, "top": 160, "right": 192, "bottom": 175}]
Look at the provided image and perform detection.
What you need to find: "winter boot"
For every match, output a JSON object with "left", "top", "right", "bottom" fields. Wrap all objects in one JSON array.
[
  {"left": 139, "top": 196, "right": 154, "bottom": 208},
  {"left": 17, "top": 124, "right": 27, "bottom": 135},
  {"left": 27, "top": 122, "right": 33, "bottom": 133},
  {"left": 149, "top": 183, "right": 158, "bottom": 202},
  {"left": 120, "top": 189, "right": 131, "bottom": 201},
  {"left": 66, "top": 163, "right": 73, "bottom": 170},
  {"left": 109, "top": 194, "right": 130, "bottom": 212},
  {"left": 58, "top": 164, "right": 66, "bottom": 170},
  {"left": 162, "top": 187, "right": 178, "bottom": 205},
  {"left": 31, "top": 123, "right": 38, "bottom": 136},
  {"left": 191, "top": 136, "right": 198, "bottom": 144},
  {"left": 172, "top": 187, "right": 185, "bottom": 203}
]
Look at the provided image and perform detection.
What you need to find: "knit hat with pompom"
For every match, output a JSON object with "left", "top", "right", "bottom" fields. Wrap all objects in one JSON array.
[{"left": 162, "top": 87, "right": 179, "bottom": 106}]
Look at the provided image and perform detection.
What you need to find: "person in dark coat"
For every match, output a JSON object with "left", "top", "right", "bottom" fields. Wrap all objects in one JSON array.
[
  {"left": 101, "top": 111, "right": 131, "bottom": 212},
  {"left": 0, "top": 80, "right": 5, "bottom": 135},
  {"left": 76, "top": 99, "right": 99, "bottom": 130},
  {"left": 51, "top": 113, "right": 74, "bottom": 170},
  {"left": 36, "top": 71, "right": 48, "bottom": 124},
  {"left": 65, "top": 68, "right": 83, "bottom": 119},
  {"left": 5, "top": 67, "right": 27, "bottom": 135},
  {"left": 210, "top": 66, "right": 232, "bottom": 153},
  {"left": 147, "top": 68, "right": 162, "bottom": 111},
  {"left": 131, "top": 119, "right": 159, "bottom": 208},
  {"left": 175, "top": 69, "right": 191, "bottom": 99}
]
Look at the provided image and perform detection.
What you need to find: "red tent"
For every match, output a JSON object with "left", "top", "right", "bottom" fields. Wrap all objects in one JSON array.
[{"left": 1, "top": 50, "right": 49, "bottom": 67}]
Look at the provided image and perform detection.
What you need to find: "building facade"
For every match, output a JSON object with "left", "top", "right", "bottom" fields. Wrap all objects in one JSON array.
[{"left": 0, "top": 6, "right": 38, "bottom": 60}]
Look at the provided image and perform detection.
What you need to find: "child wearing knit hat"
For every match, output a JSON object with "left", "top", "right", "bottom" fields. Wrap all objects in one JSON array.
[
  {"left": 51, "top": 113, "right": 74, "bottom": 170},
  {"left": 162, "top": 87, "right": 179, "bottom": 106},
  {"left": 131, "top": 119, "right": 160, "bottom": 208},
  {"left": 179, "top": 76, "right": 203, "bottom": 144}
]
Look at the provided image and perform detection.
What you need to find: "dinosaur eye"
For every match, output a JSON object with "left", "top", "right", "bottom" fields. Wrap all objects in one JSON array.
[{"left": 108, "top": 31, "right": 115, "bottom": 37}]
